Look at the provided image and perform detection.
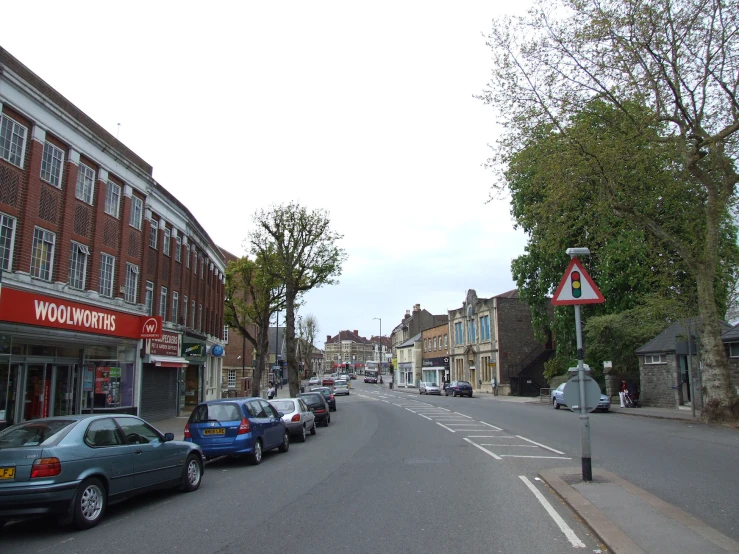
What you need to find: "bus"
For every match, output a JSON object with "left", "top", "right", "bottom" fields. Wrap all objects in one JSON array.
[{"left": 364, "top": 361, "right": 379, "bottom": 383}]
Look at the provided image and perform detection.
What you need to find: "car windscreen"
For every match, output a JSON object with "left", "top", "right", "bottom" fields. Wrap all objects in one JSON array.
[
  {"left": 270, "top": 400, "right": 295, "bottom": 413},
  {"left": 298, "top": 394, "right": 323, "bottom": 407},
  {"left": 190, "top": 403, "right": 243, "bottom": 423},
  {"left": 335, "top": 380, "right": 347, "bottom": 386},
  {"left": 0, "top": 420, "right": 76, "bottom": 448},
  {"left": 431, "top": 383, "right": 438, "bottom": 387},
  {"left": 458, "top": 381, "right": 471, "bottom": 386}
]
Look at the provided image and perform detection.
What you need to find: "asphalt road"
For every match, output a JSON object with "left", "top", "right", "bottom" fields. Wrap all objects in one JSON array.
[
  {"left": 0, "top": 382, "right": 604, "bottom": 553},
  {"left": 386, "top": 382, "right": 739, "bottom": 541}
]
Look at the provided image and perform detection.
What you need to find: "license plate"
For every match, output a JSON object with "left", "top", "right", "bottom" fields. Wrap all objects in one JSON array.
[
  {"left": 0, "top": 467, "right": 15, "bottom": 479},
  {"left": 203, "top": 428, "right": 225, "bottom": 436}
]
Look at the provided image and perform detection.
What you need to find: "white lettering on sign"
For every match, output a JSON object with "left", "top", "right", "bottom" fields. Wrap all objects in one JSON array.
[
  {"left": 34, "top": 300, "right": 117, "bottom": 331},
  {"left": 144, "top": 320, "right": 158, "bottom": 334}
]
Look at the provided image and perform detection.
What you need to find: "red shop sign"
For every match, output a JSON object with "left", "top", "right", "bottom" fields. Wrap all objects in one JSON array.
[
  {"left": 0, "top": 287, "right": 162, "bottom": 339},
  {"left": 147, "top": 331, "right": 181, "bottom": 356}
]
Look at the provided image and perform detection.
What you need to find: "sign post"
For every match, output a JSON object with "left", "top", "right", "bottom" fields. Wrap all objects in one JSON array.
[{"left": 552, "top": 248, "right": 605, "bottom": 482}]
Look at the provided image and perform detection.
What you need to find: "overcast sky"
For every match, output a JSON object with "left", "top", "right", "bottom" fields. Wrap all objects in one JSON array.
[{"left": 2, "top": 1, "right": 533, "bottom": 347}]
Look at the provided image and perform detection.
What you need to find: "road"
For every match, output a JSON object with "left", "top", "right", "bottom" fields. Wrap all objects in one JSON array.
[{"left": 0, "top": 381, "right": 605, "bottom": 553}]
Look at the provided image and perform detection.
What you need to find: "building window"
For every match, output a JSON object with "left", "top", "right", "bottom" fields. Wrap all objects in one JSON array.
[
  {"left": 0, "top": 115, "right": 27, "bottom": 168},
  {"left": 444, "top": 334, "right": 448, "bottom": 349},
  {"left": 149, "top": 220, "right": 158, "bottom": 249},
  {"left": 129, "top": 196, "right": 143, "bottom": 229},
  {"left": 163, "top": 227, "right": 171, "bottom": 256},
  {"left": 104, "top": 181, "right": 121, "bottom": 218},
  {"left": 175, "top": 236, "right": 182, "bottom": 262},
  {"left": 434, "top": 337, "right": 437, "bottom": 351},
  {"left": 200, "top": 255, "right": 204, "bottom": 279},
  {"left": 40, "top": 141, "right": 65, "bottom": 188},
  {"left": 228, "top": 369, "right": 236, "bottom": 388},
  {"left": 198, "top": 304, "right": 203, "bottom": 331},
  {"left": 192, "top": 248, "right": 197, "bottom": 270},
  {"left": 124, "top": 263, "right": 139, "bottom": 303},
  {"left": 455, "top": 322, "right": 463, "bottom": 345},
  {"left": 183, "top": 295, "right": 188, "bottom": 326},
  {"left": 172, "top": 291, "right": 179, "bottom": 324},
  {"left": 191, "top": 300, "right": 196, "bottom": 328},
  {"left": 223, "top": 326, "right": 229, "bottom": 343},
  {"left": 30, "top": 227, "right": 56, "bottom": 281},
  {"left": 145, "top": 281, "right": 154, "bottom": 315},
  {"left": 68, "top": 242, "right": 89, "bottom": 290},
  {"left": 75, "top": 162, "right": 95, "bottom": 204},
  {"left": 98, "top": 253, "right": 115, "bottom": 297},
  {"left": 644, "top": 354, "right": 666, "bottom": 364},
  {"left": 729, "top": 343, "right": 739, "bottom": 358},
  {"left": 160, "top": 286, "right": 167, "bottom": 320},
  {"left": 480, "top": 315, "right": 491, "bottom": 341},
  {"left": 468, "top": 320, "right": 477, "bottom": 343},
  {"left": 185, "top": 245, "right": 190, "bottom": 268},
  {"left": 0, "top": 213, "right": 17, "bottom": 271}
]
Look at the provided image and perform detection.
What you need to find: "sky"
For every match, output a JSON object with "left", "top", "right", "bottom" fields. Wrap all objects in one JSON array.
[{"left": 2, "top": 1, "right": 534, "bottom": 348}]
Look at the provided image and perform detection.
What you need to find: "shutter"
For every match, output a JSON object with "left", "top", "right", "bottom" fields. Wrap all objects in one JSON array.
[{"left": 140, "top": 365, "right": 179, "bottom": 421}]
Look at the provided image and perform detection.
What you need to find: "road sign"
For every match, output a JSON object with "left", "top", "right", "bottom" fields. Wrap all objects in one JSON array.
[
  {"left": 562, "top": 375, "right": 602, "bottom": 413},
  {"left": 552, "top": 258, "right": 605, "bottom": 305}
]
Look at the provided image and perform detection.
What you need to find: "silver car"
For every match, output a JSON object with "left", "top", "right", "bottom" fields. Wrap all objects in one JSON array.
[
  {"left": 420, "top": 382, "right": 441, "bottom": 395},
  {"left": 333, "top": 380, "right": 350, "bottom": 396},
  {"left": 270, "top": 398, "right": 316, "bottom": 442}
]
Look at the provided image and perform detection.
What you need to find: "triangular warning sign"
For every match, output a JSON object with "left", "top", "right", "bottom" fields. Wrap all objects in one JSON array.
[{"left": 552, "top": 258, "right": 605, "bottom": 305}]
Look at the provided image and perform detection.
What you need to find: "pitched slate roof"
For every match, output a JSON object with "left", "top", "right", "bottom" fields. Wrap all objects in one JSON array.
[
  {"left": 721, "top": 323, "right": 739, "bottom": 342},
  {"left": 327, "top": 330, "right": 369, "bottom": 344},
  {"left": 397, "top": 333, "right": 422, "bottom": 348},
  {"left": 635, "top": 318, "right": 732, "bottom": 354}
]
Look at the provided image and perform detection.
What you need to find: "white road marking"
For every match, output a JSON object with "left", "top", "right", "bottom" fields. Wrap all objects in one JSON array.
[
  {"left": 37, "top": 537, "right": 75, "bottom": 552},
  {"left": 462, "top": 438, "right": 502, "bottom": 460},
  {"left": 381, "top": 400, "right": 390, "bottom": 403},
  {"left": 464, "top": 435, "right": 507, "bottom": 438},
  {"left": 454, "top": 412, "right": 473, "bottom": 418},
  {"left": 479, "top": 421, "right": 503, "bottom": 430},
  {"left": 515, "top": 435, "right": 566, "bottom": 455},
  {"left": 405, "top": 408, "right": 417, "bottom": 413},
  {"left": 479, "top": 444, "right": 538, "bottom": 448},
  {"left": 436, "top": 422, "right": 456, "bottom": 433},
  {"left": 418, "top": 414, "right": 432, "bottom": 420},
  {"left": 519, "top": 476, "right": 585, "bottom": 548},
  {"left": 503, "top": 455, "right": 573, "bottom": 459}
]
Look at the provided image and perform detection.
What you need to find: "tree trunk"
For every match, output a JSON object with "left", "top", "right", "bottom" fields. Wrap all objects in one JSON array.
[
  {"left": 252, "top": 314, "right": 270, "bottom": 398},
  {"left": 695, "top": 263, "right": 738, "bottom": 422},
  {"left": 285, "top": 288, "right": 300, "bottom": 397}
]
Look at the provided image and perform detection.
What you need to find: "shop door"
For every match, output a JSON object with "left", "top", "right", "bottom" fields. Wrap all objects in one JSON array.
[
  {"left": 24, "top": 364, "right": 51, "bottom": 421},
  {"left": 52, "top": 365, "right": 82, "bottom": 416}
]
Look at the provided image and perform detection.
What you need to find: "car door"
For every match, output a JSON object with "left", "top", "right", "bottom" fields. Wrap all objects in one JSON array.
[
  {"left": 299, "top": 399, "right": 314, "bottom": 429},
  {"left": 246, "top": 400, "right": 266, "bottom": 443},
  {"left": 82, "top": 418, "right": 135, "bottom": 498},
  {"left": 259, "top": 399, "right": 283, "bottom": 448},
  {"left": 115, "top": 416, "right": 182, "bottom": 489}
]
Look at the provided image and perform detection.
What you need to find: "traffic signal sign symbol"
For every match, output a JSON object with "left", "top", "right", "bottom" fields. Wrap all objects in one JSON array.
[{"left": 571, "top": 271, "right": 582, "bottom": 299}]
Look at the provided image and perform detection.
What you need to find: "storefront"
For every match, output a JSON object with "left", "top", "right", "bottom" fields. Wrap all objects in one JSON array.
[
  {"left": 398, "top": 362, "right": 413, "bottom": 386},
  {"left": 421, "top": 356, "right": 449, "bottom": 386},
  {"left": 0, "top": 286, "right": 162, "bottom": 430},
  {"left": 182, "top": 336, "right": 206, "bottom": 408},
  {"left": 140, "top": 330, "right": 189, "bottom": 421}
]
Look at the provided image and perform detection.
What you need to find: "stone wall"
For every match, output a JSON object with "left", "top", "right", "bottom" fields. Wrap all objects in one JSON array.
[{"left": 639, "top": 354, "right": 678, "bottom": 408}]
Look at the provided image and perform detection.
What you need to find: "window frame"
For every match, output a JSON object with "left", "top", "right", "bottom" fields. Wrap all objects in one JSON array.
[
  {"left": 68, "top": 241, "right": 90, "bottom": 290},
  {"left": 98, "top": 253, "right": 115, "bottom": 297},
  {"left": 145, "top": 281, "right": 154, "bottom": 315},
  {"left": 0, "top": 114, "right": 28, "bottom": 168},
  {"left": 729, "top": 343, "right": 739, "bottom": 358},
  {"left": 644, "top": 354, "right": 667, "bottom": 365},
  {"left": 75, "top": 162, "right": 95, "bottom": 204},
  {"left": 129, "top": 196, "right": 143, "bottom": 230},
  {"left": 191, "top": 300, "right": 196, "bottom": 328},
  {"left": 160, "top": 286, "right": 168, "bottom": 320},
  {"left": 198, "top": 304, "right": 203, "bottom": 331},
  {"left": 40, "top": 141, "right": 65, "bottom": 188},
  {"left": 149, "top": 220, "right": 158, "bottom": 249},
  {"left": 183, "top": 295, "right": 188, "bottom": 326},
  {"left": 30, "top": 226, "right": 56, "bottom": 281},
  {"left": 124, "top": 263, "right": 139, "bottom": 304},
  {"left": 0, "top": 212, "right": 17, "bottom": 272},
  {"left": 163, "top": 227, "right": 171, "bottom": 256},
  {"left": 185, "top": 244, "right": 190, "bottom": 268},
  {"left": 104, "top": 181, "right": 121, "bottom": 218},
  {"left": 172, "top": 291, "right": 179, "bottom": 323},
  {"left": 175, "top": 236, "right": 182, "bottom": 263},
  {"left": 223, "top": 326, "right": 229, "bottom": 344},
  {"left": 228, "top": 369, "right": 236, "bottom": 388}
]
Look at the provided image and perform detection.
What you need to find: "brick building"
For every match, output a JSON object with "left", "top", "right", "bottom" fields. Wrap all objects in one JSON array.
[
  {"left": 0, "top": 47, "right": 225, "bottom": 426},
  {"left": 421, "top": 323, "right": 450, "bottom": 386},
  {"left": 324, "top": 330, "right": 373, "bottom": 372}
]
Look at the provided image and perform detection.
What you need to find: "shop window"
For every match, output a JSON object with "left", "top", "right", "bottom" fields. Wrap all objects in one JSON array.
[
  {"left": 31, "top": 227, "right": 56, "bottom": 281},
  {"left": 105, "top": 181, "right": 121, "bottom": 218},
  {"left": 84, "top": 360, "right": 135, "bottom": 410},
  {"left": 0, "top": 114, "right": 28, "bottom": 168},
  {"left": 0, "top": 213, "right": 17, "bottom": 271},
  {"left": 40, "top": 141, "right": 64, "bottom": 188},
  {"left": 76, "top": 163, "right": 95, "bottom": 204}
]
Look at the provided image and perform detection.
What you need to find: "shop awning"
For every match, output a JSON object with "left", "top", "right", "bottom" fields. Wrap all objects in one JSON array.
[{"left": 149, "top": 355, "right": 190, "bottom": 368}]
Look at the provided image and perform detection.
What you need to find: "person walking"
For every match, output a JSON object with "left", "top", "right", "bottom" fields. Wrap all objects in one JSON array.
[
  {"left": 491, "top": 377, "right": 498, "bottom": 396},
  {"left": 619, "top": 379, "right": 628, "bottom": 408}
]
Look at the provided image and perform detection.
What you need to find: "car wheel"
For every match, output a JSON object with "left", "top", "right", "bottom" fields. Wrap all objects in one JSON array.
[
  {"left": 298, "top": 425, "right": 307, "bottom": 443},
  {"left": 452, "top": 391, "right": 457, "bottom": 397},
  {"left": 72, "top": 477, "right": 106, "bottom": 530},
  {"left": 249, "top": 439, "right": 263, "bottom": 465},
  {"left": 310, "top": 422, "right": 317, "bottom": 435},
  {"left": 445, "top": 390, "right": 449, "bottom": 396},
  {"left": 469, "top": 393, "right": 473, "bottom": 398},
  {"left": 278, "top": 431, "right": 290, "bottom": 453},
  {"left": 326, "top": 414, "right": 331, "bottom": 425},
  {"left": 180, "top": 454, "right": 203, "bottom": 492},
  {"left": 553, "top": 398, "right": 560, "bottom": 409}
]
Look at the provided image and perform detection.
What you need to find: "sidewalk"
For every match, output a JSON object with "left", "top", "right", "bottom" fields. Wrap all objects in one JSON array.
[{"left": 540, "top": 467, "right": 739, "bottom": 554}]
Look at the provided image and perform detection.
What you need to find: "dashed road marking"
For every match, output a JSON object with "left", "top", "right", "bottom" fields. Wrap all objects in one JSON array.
[
  {"left": 479, "top": 421, "right": 502, "bottom": 430},
  {"left": 454, "top": 412, "right": 473, "bottom": 418},
  {"left": 519, "top": 476, "right": 585, "bottom": 548},
  {"left": 515, "top": 435, "right": 566, "bottom": 455},
  {"left": 462, "top": 438, "right": 502, "bottom": 460},
  {"left": 436, "top": 422, "right": 456, "bottom": 433}
]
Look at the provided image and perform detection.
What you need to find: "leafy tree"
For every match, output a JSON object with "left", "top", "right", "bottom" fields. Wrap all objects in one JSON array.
[
  {"left": 223, "top": 251, "right": 285, "bottom": 397},
  {"left": 250, "top": 203, "right": 347, "bottom": 397},
  {"left": 480, "top": 0, "right": 739, "bottom": 421},
  {"left": 297, "top": 313, "right": 319, "bottom": 377}
]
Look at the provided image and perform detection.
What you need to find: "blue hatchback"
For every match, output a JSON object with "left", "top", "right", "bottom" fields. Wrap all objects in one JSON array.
[{"left": 184, "top": 398, "right": 289, "bottom": 464}]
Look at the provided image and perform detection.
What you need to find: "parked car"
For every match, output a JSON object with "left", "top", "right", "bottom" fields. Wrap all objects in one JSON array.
[
  {"left": 349, "top": 373, "right": 357, "bottom": 380},
  {"left": 0, "top": 415, "right": 203, "bottom": 530},
  {"left": 339, "top": 374, "right": 350, "bottom": 382},
  {"left": 445, "top": 380, "right": 473, "bottom": 397},
  {"left": 322, "top": 376, "right": 335, "bottom": 387},
  {"left": 551, "top": 383, "right": 611, "bottom": 412},
  {"left": 184, "top": 398, "right": 290, "bottom": 465},
  {"left": 297, "top": 392, "right": 331, "bottom": 426},
  {"left": 308, "top": 376, "right": 320, "bottom": 386},
  {"left": 333, "top": 380, "right": 350, "bottom": 396},
  {"left": 270, "top": 398, "right": 316, "bottom": 442},
  {"left": 310, "top": 387, "right": 337, "bottom": 411},
  {"left": 419, "top": 382, "right": 441, "bottom": 395}
]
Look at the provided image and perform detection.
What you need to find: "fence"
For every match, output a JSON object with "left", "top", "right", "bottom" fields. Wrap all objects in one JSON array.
[{"left": 539, "top": 388, "right": 551, "bottom": 403}]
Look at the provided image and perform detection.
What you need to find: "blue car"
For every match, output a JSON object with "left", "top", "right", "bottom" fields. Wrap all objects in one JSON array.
[
  {"left": 0, "top": 415, "right": 204, "bottom": 530},
  {"left": 184, "top": 398, "right": 289, "bottom": 464}
]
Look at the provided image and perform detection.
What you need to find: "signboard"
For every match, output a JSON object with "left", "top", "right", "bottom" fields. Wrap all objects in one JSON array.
[
  {"left": 148, "top": 331, "right": 181, "bottom": 356},
  {"left": 552, "top": 258, "right": 605, "bottom": 305},
  {"left": 83, "top": 366, "right": 94, "bottom": 392},
  {"left": 562, "top": 375, "right": 602, "bottom": 413},
  {"left": 95, "top": 367, "right": 111, "bottom": 394},
  {"left": 109, "top": 367, "right": 121, "bottom": 378},
  {"left": 422, "top": 356, "right": 448, "bottom": 367},
  {"left": 140, "top": 316, "right": 163, "bottom": 339},
  {"left": 183, "top": 342, "right": 206, "bottom": 358},
  {"left": 0, "top": 287, "right": 162, "bottom": 338}
]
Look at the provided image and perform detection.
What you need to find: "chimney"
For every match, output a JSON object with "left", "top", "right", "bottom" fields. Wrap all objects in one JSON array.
[
  {"left": 413, "top": 304, "right": 420, "bottom": 312},
  {"left": 405, "top": 309, "right": 410, "bottom": 316},
  {"left": 353, "top": 330, "right": 358, "bottom": 336},
  {"left": 327, "top": 335, "right": 331, "bottom": 342}
]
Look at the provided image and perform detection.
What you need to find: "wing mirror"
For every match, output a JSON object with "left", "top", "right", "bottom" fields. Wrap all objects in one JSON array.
[
  {"left": 277, "top": 412, "right": 285, "bottom": 418},
  {"left": 163, "top": 432, "right": 175, "bottom": 442}
]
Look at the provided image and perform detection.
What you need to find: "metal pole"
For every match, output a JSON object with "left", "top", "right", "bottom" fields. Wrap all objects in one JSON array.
[
  {"left": 574, "top": 304, "right": 592, "bottom": 482},
  {"left": 275, "top": 311, "right": 279, "bottom": 385}
]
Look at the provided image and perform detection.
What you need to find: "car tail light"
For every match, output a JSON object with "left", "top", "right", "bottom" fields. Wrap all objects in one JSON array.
[
  {"left": 315, "top": 408, "right": 326, "bottom": 413},
  {"left": 238, "top": 418, "right": 251, "bottom": 434},
  {"left": 30, "top": 457, "right": 62, "bottom": 479},
  {"left": 329, "top": 395, "right": 334, "bottom": 400},
  {"left": 291, "top": 414, "right": 301, "bottom": 422},
  {"left": 184, "top": 424, "right": 191, "bottom": 438}
]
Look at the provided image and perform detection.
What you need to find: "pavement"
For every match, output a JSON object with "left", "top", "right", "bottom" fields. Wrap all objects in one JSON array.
[{"left": 381, "top": 381, "right": 738, "bottom": 554}]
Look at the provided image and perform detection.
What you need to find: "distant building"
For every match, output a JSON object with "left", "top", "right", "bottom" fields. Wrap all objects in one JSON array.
[{"left": 324, "top": 330, "right": 373, "bottom": 371}]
